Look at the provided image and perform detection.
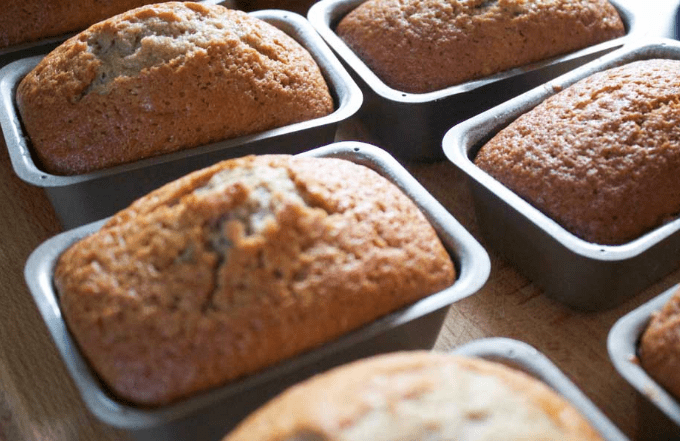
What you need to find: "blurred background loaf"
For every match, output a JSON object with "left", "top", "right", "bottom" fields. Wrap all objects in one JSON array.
[
  {"left": 16, "top": 2, "right": 334, "bottom": 175},
  {"left": 0, "top": 0, "right": 183, "bottom": 48},
  {"left": 235, "top": 0, "right": 319, "bottom": 14},
  {"left": 638, "top": 286, "right": 680, "bottom": 400},
  {"left": 336, "top": 0, "right": 625, "bottom": 93},
  {"left": 223, "top": 351, "right": 604, "bottom": 441}
]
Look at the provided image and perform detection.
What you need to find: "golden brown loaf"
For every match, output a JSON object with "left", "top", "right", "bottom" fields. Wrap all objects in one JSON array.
[
  {"left": 54, "top": 155, "right": 456, "bottom": 406},
  {"left": 0, "top": 0, "right": 175, "bottom": 49},
  {"left": 336, "top": 0, "right": 624, "bottom": 93},
  {"left": 474, "top": 59, "right": 680, "bottom": 245},
  {"left": 16, "top": 2, "right": 334, "bottom": 175},
  {"left": 222, "top": 351, "right": 604, "bottom": 441},
  {"left": 639, "top": 286, "right": 680, "bottom": 400}
]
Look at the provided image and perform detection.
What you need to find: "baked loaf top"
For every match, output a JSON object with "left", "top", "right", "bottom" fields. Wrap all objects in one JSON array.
[
  {"left": 222, "top": 351, "right": 603, "bottom": 441},
  {"left": 54, "top": 154, "right": 456, "bottom": 406},
  {"left": 0, "top": 0, "right": 170, "bottom": 49},
  {"left": 16, "top": 2, "right": 334, "bottom": 175},
  {"left": 639, "top": 286, "right": 680, "bottom": 400},
  {"left": 336, "top": 0, "right": 624, "bottom": 93},
  {"left": 474, "top": 59, "right": 680, "bottom": 245}
]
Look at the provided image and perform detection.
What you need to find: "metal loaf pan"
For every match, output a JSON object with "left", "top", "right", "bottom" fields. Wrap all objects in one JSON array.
[
  {"left": 307, "top": 0, "right": 641, "bottom": 161},
  {"left": 0, "top": 9, "right": 362, "bottom": 230},
  {"left": 453, "top": 338, "right": 628, "bottom": 441},
  {"left": 23, "top": 142, "right": 491, "bottom": 441},
  {"left": 608, "top": 284, "right": 680, "bottom": 440},
  {"left": 443, "top": 39, "right": 680, "bottom": 311}
]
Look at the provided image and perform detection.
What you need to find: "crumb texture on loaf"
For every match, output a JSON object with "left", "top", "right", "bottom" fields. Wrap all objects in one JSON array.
[
  {"left": 54, "top": 155, "right": 455, "bottom": 406},
  {"left": 336, "top": 0, "right": 624, "bottom": 93},
  {"left": 474, "top": 59, "right": 680, "bottom": 245},
  {"left": 222, "top": 351, "right": 603, "bottom": 441},
  {"left": 0, "top": 0, "right": 173, "bottom": 48},
  {"left": 639, "top": 287, "right": 680, "bottom": 400},
  {"left": 16, "top": 2, "right": 334, "bottom": 175}
]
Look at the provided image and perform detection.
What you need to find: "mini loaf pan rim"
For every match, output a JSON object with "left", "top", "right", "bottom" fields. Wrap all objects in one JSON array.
[
  {"left": 23, "top": 141, "right": 491, "bottom": 430},
  {"left": 0, "top": 8, "right": 363, "bottom": 186},
  {"left": 307, "top": 0, "right": 635, "bottom": 103},
  {"left": 607, "top": 283, "right": 680, "bottom": 427},
  {"left": 453, "top": 337, "right": 628, "bottom": 441},
  {"left": 442, "top": 38, "right": 680, "bottom": 310},
  {"left": 443, "top": 38, "right": 680, "bottom": 261}
]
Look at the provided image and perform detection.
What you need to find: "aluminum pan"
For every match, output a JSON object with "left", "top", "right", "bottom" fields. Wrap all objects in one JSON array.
[
  {"left": 608, "top": 284, "right": 680, "bottom": 430},
  {"left": 308, "top": 0, "right": 639, "bottom": 160},
  {"left": 453, "top": 338, "right": 628, "bottom": 441},
  {"left": 443, "top": 39, "right": 680, "bottom": 311},
  {"left": 23, "top": 142, "right": 491, "bottom": 438},
  {"left": 0, "top": 9, "right": 362, "bottom": 229},
  {"left": 310, "top": 0, "right": 639, "bottom": 103}
]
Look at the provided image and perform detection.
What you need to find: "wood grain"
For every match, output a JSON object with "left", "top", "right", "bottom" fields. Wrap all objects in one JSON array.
[
  {"left": 0, "top": 138, "right": 130, "bottom": 441},
  {"left": 3, "top": 0, "right": 680, "bottom": 439},
  {"left": 0, "top": 119, "right": 678, "bottom": 441},
  {"left": 411, "top": 158, "right": 680, "bottom": 440}
]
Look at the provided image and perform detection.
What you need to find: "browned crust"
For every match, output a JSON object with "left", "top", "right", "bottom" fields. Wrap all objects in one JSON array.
[
  {"left": 336, "top": 0, "right": 624, "bottom": 93},
  {"left": 474, "top": 59, "right": 680, "bottom": 245},
  {"left": 16, "top": 2, "right": 334, "bottom": 175},
  {"left": 54, "top": 155, "right": 455, "bottom": 406},
  {"left": 223, "top": 351, "right": 604, "bottom": 441},
  {"left": 0, "top": 0, "right": 170, "bottom": 48},
  {"left": 639, "top": 286, "right": 680, "bottom": 400}
]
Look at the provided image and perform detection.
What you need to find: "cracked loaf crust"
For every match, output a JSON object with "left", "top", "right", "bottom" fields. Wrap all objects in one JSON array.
[
  {"left": 639, "top": 286, "right": 680, "bottom": 400},
  {"left": 54, "top": 155, "right": 456, "bottom": 406},
  {"left": 16, "top": 2, "right": 334, "bottom": 175},
  {"left": 474, "top": 59, "right": 680, "bottom": 245},
  {"left": 336, "top": 0, "right": 624, "bottom": 93},
  {"left": 222, "top": 351, "right": 603, "bottom": 441}
]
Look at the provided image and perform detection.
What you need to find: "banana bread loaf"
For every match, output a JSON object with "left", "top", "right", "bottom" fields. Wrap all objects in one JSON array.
[
  {"left": 16, "top": 2, "right": 334, "bottom": 175},
  {"left": 222, "top": 351, "right": 604, "bottom": 441},
  {"left": 336, "top": 0, "right": 624, "bottom": 93},
  {"left": 0, "top": 0, "right": 177, "bottom": 49},
  {"left": 474, "top": 59, "right": 680, "bottom": 245},
  {"left": 639, "top": 286, "right": 680, "bottom": 400},
  {"left": 54, "top": 154, "right": 456, "bottom": 406}
]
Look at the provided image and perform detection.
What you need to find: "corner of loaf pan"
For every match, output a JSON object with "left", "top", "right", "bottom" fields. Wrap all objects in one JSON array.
[
  {"left": 0, "top": 7, "right": 362, "bottom": 230},
  {"left": 22, "top": 142, "right": 491, "bottom": 438},
  {"left": 608, "top": 283, "right": 680, "bottom": 439},
  {"left": 443, "top": 38, "right": 680, "bottom": 312},
  {"left": 453, "top": 338, "right": 628, "bottom": 441},
  {"left": 307, "top": 0, "right": 648, "bottom": 161}
]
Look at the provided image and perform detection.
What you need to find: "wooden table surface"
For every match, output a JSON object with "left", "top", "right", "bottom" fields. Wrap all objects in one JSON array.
[
  {"left": 1, "top": 116, "right": 679, "bottom": 441},
  {"left": 2, "top": 1, "right": 680, "bottom": 438}
]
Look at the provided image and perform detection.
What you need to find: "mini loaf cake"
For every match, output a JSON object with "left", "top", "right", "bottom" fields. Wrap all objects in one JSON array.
[
  {"left": 222, "top": 351, "right": 604, "bottom": 441},
  {"left": 54, "top": 154, "right": 456, "bottom": 406},
  {"left": 336, "top": 0, "right": 625, "bottom": 93},
  {"left": 0, "top": 0, "right": 172, "bottom": 49},
  {"left": 16, "top": 2, "right": 334, "bottom": 175},
  {"left": 474, "top": 59, "right": 680, "bottom": 245},
  {"left": 638, "top": 286, "right": 680, "bottom": 400}
]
